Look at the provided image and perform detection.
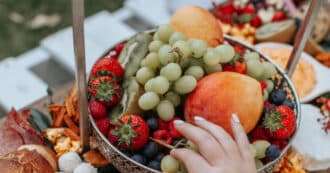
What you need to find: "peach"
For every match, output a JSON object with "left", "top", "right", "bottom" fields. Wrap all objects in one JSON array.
[
  {"left": 184, "top": 72, "right": 263, "bottom": 135},
  {"left": 170, "top": 6, "right": 224, "bottom": 47}
]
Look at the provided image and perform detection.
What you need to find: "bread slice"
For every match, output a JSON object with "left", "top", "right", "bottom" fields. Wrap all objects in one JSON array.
[
  {"left": 18, "top": 144, "right": 58, "bottom": 172},
  {"left": 0, "top": 149, "right": 54, "bottom": 173}
]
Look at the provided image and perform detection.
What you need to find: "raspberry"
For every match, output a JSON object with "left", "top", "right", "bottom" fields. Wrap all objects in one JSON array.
[
  {"left": 168, "top": 117, "right": 182, "bottom": 139},
  {"left": 153, "top": 130, "right": 173, "bottom": 145},
  {"left": 157, "top": 119, "right": 169, "bottom": 130},
  {"left": 250, "top": 126, "right": 269, "bottom": 142}
]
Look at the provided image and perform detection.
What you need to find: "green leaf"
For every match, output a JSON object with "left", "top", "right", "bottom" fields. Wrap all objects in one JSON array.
[
  {"left": 29, "top": 109, "right": 51, "bottom": 131},
  {"left": 238, "top": 14, "right": 254, "bottom": 23}
]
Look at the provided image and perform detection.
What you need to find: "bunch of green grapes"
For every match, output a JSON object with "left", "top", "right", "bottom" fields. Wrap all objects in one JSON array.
[
  {"left": 244, "top": 52, "right": 276, "bottom": 100},
  {"left": 137, "top": 24, "right": 277, "bottom": 121}
]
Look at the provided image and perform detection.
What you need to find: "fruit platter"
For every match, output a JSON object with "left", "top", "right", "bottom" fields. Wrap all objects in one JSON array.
[
  {"left": 211, "top": 0, "right": 330, "bottom": 59},
  {"left": 86, "top": 6, "right": 300, "bottom": 173}
]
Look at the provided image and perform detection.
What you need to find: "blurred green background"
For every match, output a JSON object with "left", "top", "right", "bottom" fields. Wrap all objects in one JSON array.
[{"left": 0, "top": 0, "right": 124, "bottom": 60}]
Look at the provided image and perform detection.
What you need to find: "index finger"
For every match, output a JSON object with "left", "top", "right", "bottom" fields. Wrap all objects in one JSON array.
[{"left": 173, "top": 120, "right": 224, "bottom": 165}]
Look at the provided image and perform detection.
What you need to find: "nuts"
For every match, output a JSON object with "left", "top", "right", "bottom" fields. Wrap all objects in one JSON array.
[
  {"left": 43, "top": 128, "right": 82, "bottom": 157},
  {"left": 273, "top": 151, "right": 306, "bottom": 173},
  {"left": 222, "top": 23, "right": 256, "bottom": 45}
]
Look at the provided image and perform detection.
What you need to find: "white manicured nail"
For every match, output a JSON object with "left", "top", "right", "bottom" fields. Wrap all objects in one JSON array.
[
  {"left": 194, "top": 116, "right": 205, "bottom": 121},
  {"left": 174, "top": 120, "right": 184, "bottom": 125},
  {"left": 232, "top": 113, "right": 240, "bottom": 123}
]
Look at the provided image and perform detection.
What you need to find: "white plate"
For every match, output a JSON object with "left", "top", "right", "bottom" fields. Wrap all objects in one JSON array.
[{"left": 255, "top": 42, "right": 330, "bottom": 103}]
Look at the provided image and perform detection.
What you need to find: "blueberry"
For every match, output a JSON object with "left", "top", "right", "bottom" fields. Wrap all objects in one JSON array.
[
  {"left": 283, "top": 99, "right": 295, "bottom": 109},
  {"left": 148, "top": 160, "right": 161, "bottom": 170},
  {"left": 154, "top": 152, "right": 165, "bottom": 162},
  {"left": 131, "top": 154, "right": 146, "bottom": 164},
  {"left": 142, "top": 142, "right": 159, "bottom": 159},
  {"left": 269, "top": 89, "right": 287, "bottom": 105},
  {"left": 147, "top": 117, "right": 158, "bottom": 131},
  {"left": 266, "top": 145, "right": 281, "bottom": 161}
]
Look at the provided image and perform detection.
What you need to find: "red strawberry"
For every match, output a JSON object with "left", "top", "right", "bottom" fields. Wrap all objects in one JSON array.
[
  {"left": 95, "top": 117, "right": 111, "bottom": 136},
  {"left": 271, "top": 139, "right": 288, "bottom": 150},
  {"left": 89, "top": 76, "right": 122, "bottom": 107},
  {"left": 250, "top": 126, "right": 269, "bottom": 142},
  {"left": 259, "top": 81, "right": 268, "bottom": 95},
  {"left": 250, "top": 15, "right": 262, "bottom": 27},
  {"left": 263, "top": 105, "right": 296, "bottom": 139},
  {"left": 89, "top": 100, "right": 107, "bottom": 119},
  {"left": 264, "top": 101, "right": 273, "bottom": 108},
  {"left": 114, "top": 42, "right": 125, "bottom": 54},
  {"left": 242, "top": 5, "right": 255, "bottom": 14},
  {"left": 153, "top": 130, "right": 173, "bottom": 145},
  {"left": 109, "top": 114, "right": 149, "bottom": 150},
  {"left": 157, "top": 119, "right": 169, "bottom": 130},
  {"left": 222, "top": 61, "right": 247, "bottom": 74},
  {"left": 108, "top": 125, "right": 118, "bottom": 144},
  {"left": 168, "top": 117, "right": 182, "bottom": 139},
  {"left": 218, "top": 3, "right": 235, "bottom": 14},
  {"left": 111, "top": 42, "right": 126, "bottom": 59},
  {"left": 90, "top": 57, "right": 124, "bottom": 79},
  {"left": 234, "top": 45, "right": 245, "bottom": 56},
  {"left": 272, "top": 11, "right": 287, "bottom": 22}
]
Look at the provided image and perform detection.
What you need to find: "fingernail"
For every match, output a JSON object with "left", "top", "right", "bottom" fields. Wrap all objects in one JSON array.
[
  {"left": 232, "top": 113, "right": 240, "bottom": 123},
  {"left": 170, "top": 149, "right": 176, "bottom": 155},
  {"left": 174, "top": 120, "right": 184, "bottom": 125},
  {"left": 194, "top": 116, "right": 205, "bottom": 122}
]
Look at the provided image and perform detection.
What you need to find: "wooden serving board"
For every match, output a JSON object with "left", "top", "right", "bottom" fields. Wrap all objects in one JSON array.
[{"left": 0, "top": 81, "right": 329, "bottom": 173}]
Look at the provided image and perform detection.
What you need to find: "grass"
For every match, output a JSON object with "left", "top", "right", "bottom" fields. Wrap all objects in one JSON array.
[{"left": 0, "top": 0, "right": 124, "bottom": 60}]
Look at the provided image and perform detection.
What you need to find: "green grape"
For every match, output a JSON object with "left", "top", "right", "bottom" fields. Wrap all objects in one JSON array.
[
  {"left": 265, "top": 80, "right": 274, "bottom": 92},
  {"left": 165, "top": 91, "right": 181, "bottom": 107},
  {"left": 189, "top": 58, "right": 204, "bottom": 67},
  {"left": 187, "top": 140, "right": 199, "bottom": 152},
  {"left": 250, "top": 144, "right": 257, "bottom": 158},
  {"left": 149, "top": 40, "right": 164, "bottom": 52},
  {"left": 138, "top": 92, "right": 160, "bottom": 110},
  {"left": 246, "top": 60, "right": 264, "bottom": 79},
  {"left": 244, "top": 52, "right": 260, "bottom": 61},
  {"left": 144, "top": 78, "right": 154, "bottom": 92},
  {"left": 173, "top": 40, "right": 192, "bottom": 58},
  {"left": 255, "top": 159, "right": 264, "bottom": 170},
  {"left": 179, "top": 162, "right": 188, "bottom": 173},
  {"left": 260, "top": 62, "right": 276, "bottom": 79},
  {"left": 215, "top": 44, "right": 235, "bottom": 63},
  {"left": 157, "top": 100, "right": 175, "bottom": 121},
  {"left": 174, "top": 75, "right": 197, "bottom": 94},
  {"left": 252, "top": 140, "right": 271, "bottom": 159},
  {"left": 204, "top": 64, "right": 222, "bottom": 74},
  {"left": 185, "top": 66, "right": 204, "bottom": 80},
  {"left": 151, "top": 76, "right": 170, "bottom": 94},
  {"left": 160, "top": 63, "right": 182, "bottom": 81},
  {"left": 144, "top": 52, "right": 160, "bottom": 69},
  {"left": 158, "top": 45, "right": 176, "bottom": 65},
  {"left": 263, "top": 89, "right": 269, "bottom": 101},
  {"left": 157, "top": 24, "right": 173, "bottom": 43},
  {"left": 188, "top": 39, "right": 207, "bottom": 58},
  {"left": 136, "top": 67, "right": 155, "bottom": 85},
  {"left": 153, "top": 32, "right": 160, "bottom": 40},
  {"left": 161, "top": 155, "right": 180, "bottom": 173},
  {"left": 169, "top": 32, "right": 185, "bottom": 45},
  {"left": 140, "top": 59, "right": 146, "bottom": 67},
  {"left": 203, "top": 48, "right": 221, "bottom": 66}
]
